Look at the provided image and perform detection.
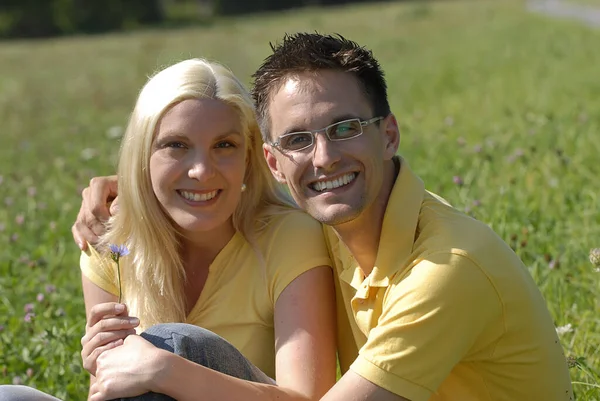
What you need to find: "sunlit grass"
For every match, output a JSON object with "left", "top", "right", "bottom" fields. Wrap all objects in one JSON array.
[{"left": 0, "top": 0, "right": 599, "bottom": 398}]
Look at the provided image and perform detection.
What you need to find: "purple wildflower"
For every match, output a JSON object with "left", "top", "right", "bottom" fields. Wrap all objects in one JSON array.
[
  {"left": 24, "top": 312, "right": 35, "bottom": 323},
  {"left": 36, "top": 293, "right": 44, "bottom": 302},
  {"left": 24, "top": 303, "right": 34, "bottom": 313},
  {"left": 109, "top": 244, "right": 130, "bottom": 259},
  {"left": 453, "top": 176, "right": 464, "bottom": 186},
  {"left": 45, "top": 284, "right": 56, "bottom": 294},
  {"left": 26, "top": 368, "right": 34, "bottom": 378},
  {"left": 109, "top": 244, "right": 130, "bottom": 303},
  {"left": 15, "top": 214, "right": 25, "bottom": 225}
]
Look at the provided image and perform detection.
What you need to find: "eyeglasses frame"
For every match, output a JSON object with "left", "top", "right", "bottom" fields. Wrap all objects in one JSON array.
[{"left": 270, "top": 116, "right": 385, "bottom": 152}]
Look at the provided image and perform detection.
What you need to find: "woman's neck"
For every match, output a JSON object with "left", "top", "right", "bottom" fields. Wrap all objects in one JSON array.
[{"left": 180, "top": 221, "right": 237, "bottom": 269}]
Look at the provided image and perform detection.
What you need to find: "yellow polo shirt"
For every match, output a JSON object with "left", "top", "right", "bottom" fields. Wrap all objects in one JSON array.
[
  {"left": 326, "top": 158, "right": 573, "bottom": 401},
  {"left": 81, "top": 210, "right": 331, "bottom": 379}
]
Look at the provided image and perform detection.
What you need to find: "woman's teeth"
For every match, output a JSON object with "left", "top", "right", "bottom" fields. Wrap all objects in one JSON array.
[{"left": 179, "top": 190, "right": 218, "bottom": 201}]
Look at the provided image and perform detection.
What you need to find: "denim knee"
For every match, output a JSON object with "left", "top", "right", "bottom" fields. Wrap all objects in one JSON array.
[
  {"left": 0, "top": 385, "right": 61, "bottom": 401},
  {"left": 140, "top": 323, "right": 273, "bottom": 384},
  {"left": 141, "top": 323, "right": 231, "bottom": 362}
]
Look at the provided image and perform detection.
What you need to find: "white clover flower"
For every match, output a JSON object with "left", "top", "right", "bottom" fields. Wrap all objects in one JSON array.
[
  {"left": 555, "top": 324, "right": 573, "bottom": 336},
  {"left": 589, "top": 248, "right": 600, "bottom": 267},
  {"left": 106, "top": 126, "right": 124, "bottom": 139},
  {"left": 80, "top": 148, "right": 98, "bottom": 161}
]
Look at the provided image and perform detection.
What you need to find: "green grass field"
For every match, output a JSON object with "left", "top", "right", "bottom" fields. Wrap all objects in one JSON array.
[{"left": 1, "top": 0, "right": 599, "bottom": 398}]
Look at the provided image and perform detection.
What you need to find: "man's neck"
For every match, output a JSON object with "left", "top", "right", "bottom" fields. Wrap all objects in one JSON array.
[{"left": 333, "top": 158, "right": 399, "bottom": 277}]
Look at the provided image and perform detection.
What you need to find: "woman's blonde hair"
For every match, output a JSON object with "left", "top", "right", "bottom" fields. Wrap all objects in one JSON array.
[{"left": 101, "top": 59, "right": 294, "bottom": 329}]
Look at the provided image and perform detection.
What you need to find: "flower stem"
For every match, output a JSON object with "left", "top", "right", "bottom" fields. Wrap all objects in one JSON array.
[{"left": 117, "top": 257, "right": 122, "bottom": 304}]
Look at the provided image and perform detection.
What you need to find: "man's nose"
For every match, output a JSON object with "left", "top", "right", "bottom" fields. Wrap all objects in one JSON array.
[{"left": 311, "top": 131, "right": 341, "bottom": 171}]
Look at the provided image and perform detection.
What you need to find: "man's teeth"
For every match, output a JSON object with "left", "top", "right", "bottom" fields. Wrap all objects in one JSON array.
[
  {"left": 180, "top": 190, "right": 218, "bottom": 202},
  {"left": 312, "top": 173, "right": 356, "bottom": 192}
]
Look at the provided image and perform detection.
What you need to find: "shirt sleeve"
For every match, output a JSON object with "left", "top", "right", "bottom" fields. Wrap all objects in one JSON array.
[
  {"left": 350, "top": 252, "right": 503, "bottom": 401},
  {"left": 264, "top": 211, "right": 332, "bottom": 306},
  {"left": 79, "top": 245, "right": 120, "bottom": 296}
]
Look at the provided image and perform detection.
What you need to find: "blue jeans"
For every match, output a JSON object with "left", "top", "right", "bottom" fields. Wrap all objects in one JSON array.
[{"left": 0, "top": 323, "right": 274, "bottom": 400}]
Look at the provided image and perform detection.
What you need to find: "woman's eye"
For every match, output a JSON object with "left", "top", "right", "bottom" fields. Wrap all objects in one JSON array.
[
  {"left": 165, "top": 141, "right": 186, "bottom": 149},
  {"left": 215, "top": 141, "right": 236, "bottom": 149}
]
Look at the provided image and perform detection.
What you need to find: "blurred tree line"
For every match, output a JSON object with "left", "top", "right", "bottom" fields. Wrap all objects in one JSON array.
[{"left": 0, "top": 0, "right": 391, "bottom": 39}]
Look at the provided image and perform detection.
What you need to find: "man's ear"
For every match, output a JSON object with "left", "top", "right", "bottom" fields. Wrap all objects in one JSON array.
[
  {"left": 381, "top": 114, "right": 400, "bottom": 160},
  {"left": 263, "top": 143, "right": 287, "bottom": 184}
]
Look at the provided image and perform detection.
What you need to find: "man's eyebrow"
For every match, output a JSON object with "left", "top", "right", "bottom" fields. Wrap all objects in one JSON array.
[{"left": 279, "top": 114, "right": 363, "bottom": 136}]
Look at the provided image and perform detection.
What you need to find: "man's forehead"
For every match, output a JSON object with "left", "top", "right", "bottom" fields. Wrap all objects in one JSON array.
[{"left": 268, "top": 72, "right": 370, "bottom": 127}]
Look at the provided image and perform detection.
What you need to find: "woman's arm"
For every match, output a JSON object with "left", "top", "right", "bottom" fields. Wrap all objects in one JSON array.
[
  {"left": 272, "top": 265, "right": 337, "bottom": 399},
  {"left": 159, "top": 265, "right": 336, "bottom": 401},
  {"left": 92, "top": 266, "right": 337, "bottom": 401}
]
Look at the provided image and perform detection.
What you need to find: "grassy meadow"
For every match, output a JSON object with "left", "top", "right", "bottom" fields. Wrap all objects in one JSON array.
[{"left": 1, "top": 0, "right": 599, "bottom": 398}]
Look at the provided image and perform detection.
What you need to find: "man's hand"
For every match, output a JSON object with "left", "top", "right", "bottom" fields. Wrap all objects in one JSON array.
[{"left": 72, "top": 176, "right": 119, "bottom": 251}]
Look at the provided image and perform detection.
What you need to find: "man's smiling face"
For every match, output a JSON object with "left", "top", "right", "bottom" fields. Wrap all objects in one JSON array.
[{"left": 263, "top": 70, "right": 395, "bottom": 226}]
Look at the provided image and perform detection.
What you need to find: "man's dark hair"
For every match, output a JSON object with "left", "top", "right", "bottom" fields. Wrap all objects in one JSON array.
[{"left": 251, "top": 32, "right": 391, "bottom": 140}]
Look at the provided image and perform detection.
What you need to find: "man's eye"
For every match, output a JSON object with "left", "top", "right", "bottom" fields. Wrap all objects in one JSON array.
[
  {"left": 332, "top": 122, "right": 358, "bottom": 136},
  {"left": 290, "top": 135, "right": 310, "bottom": 145}
]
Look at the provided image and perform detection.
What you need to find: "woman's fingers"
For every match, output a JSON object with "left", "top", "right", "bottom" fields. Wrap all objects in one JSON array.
[
  {"left": 82, "top": 328, "right": 135, "bottom": 370},
  {"left": 82, "top": 315, "right": 139, "bottom": 348},
  {"left": 86, "top": 303, "right": 129, "bottom": 329},
  {"left": 81, "top": 312, "right": 138, "bottom": 375},
  {"left": 86, "top": 338, "right": 124, "bottom": 372}
]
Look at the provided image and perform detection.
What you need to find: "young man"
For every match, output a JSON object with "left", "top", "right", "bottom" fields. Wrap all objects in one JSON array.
[{"left": 73, "top": 33, "right": 573, "bottom": 400}]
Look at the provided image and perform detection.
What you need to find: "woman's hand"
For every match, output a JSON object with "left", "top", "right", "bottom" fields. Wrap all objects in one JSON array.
[
  {"left": 81, "top": 302, "right": 139, "bottom": 376},
  {"left": 89, "top": 334, "right": 167, "bottom": 401}
]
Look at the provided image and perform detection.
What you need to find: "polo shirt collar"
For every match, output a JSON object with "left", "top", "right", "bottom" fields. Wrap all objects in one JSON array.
[
  {"left": 369, "top": 157, "right": 424, "bottom": 286},
  {"left": 331, "top": 157, "right": 425, "bottom": 290}
]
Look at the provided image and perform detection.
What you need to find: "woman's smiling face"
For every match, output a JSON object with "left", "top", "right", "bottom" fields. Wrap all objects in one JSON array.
[{"left": 150, "top": 98, "right": 247, "bottom": 236}]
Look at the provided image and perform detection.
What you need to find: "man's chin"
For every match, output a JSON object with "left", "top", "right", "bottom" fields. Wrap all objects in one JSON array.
[{"left": 306, "top": 203, "right": 362, "bottom": 227}]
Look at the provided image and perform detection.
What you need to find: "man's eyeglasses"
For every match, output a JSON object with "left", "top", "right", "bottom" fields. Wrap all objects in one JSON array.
[{"left": 271, "top": 116, "right": 384, "bottom": 152}]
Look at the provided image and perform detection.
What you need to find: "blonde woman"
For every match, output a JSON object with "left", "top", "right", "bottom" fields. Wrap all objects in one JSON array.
[{"left": 0, "top": 59, "right": 336, "bottom": 401}]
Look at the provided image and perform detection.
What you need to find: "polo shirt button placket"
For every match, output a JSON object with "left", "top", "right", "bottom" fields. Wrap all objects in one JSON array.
[{"left": 359, "top": 283, "right": 369, "bottom": 304}]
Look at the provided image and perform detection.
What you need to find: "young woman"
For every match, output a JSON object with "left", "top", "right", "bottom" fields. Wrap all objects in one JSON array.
[{"left": 0, "top": 59, "right": 336, "bottom": 401}]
